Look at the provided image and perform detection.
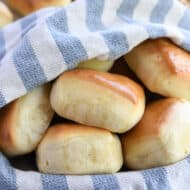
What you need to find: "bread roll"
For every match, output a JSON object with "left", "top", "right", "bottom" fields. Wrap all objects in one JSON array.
[
  {"left": 0, "top": 84, "right": 54, "bottom": 156},
  {"left": 7, "top": 0, "right": 71, "bottom": 15},
  {"left": 50, "top": 69, "right": 145, "bottom": 133},
  {"left": 77, "top": 59, "right": 114, "bottom": 72},
  {"left": 37, "top": 124, "right": 123, "bottom": 174},
  {"left": 125, "top": 39, "right": 190, "bottom": 101},
  {"left": 0, "top": 2, "right": 13, "bottom": 27},
  {"left": 179, "top": 0, "right": 190, "bottom": 7},
  {"left": 122, "top": 98, "right": 190, "bottom": 170}
]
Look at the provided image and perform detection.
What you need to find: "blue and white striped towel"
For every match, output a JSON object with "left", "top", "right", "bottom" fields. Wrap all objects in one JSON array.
[{"left": 0, "top": 0, "right": 190, "bottom": 189}]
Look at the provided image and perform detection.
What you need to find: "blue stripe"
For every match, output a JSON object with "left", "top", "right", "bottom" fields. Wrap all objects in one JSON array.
[
  {"left": 92, "top": 174, "right": 120, "bottom": 190},
  {"left": 86, "top": 0, "right": 105, "bottom": 31},
  {"left": 182, "top": 41, "right": 190, "bottom": 51},
  {"left": 117, "top": 1, "right": 167, "bottom": 39},
  {"left": 0, "top": 153, "right": 17, "bottom": 190},
  {"left": 41, "top": 174, "right": 68, "bottom": 190},
  {"left": 21, "top": 13, "right": 37, "bottom": 37},
  {"left": 0, "top": 91, "right": 6, "bottom": 108},
  {"left": 47, "top": 9, "right": 69, "bottom": 32},
  {"left": 145, "top": 24, "right": 166, "bottom": 39},
  {"left": 102, "top": 31, "right": 129, "bottom": 59},
  {"left": 117, "top": 0, "right": 139, "bottom": 20},
  {"left": 0, "top": 30, "right": 6, "bottom": 60},
  {"left": 178, "top": 8, "right": 190, "bottom": 30},
  {"left": 186, "top": 155, "right": 190, "bottom": 163},
  {"left": 142, "top": 167, "right": 171, "bottom": 190},
  {"left": 47, "top": 9, "right": 88, "bottom": 69},
  {"left": 150, "top": 0, "right": 173, "bottom": 23},
  {"left": 13, "top": 36, "right": 47, "bottom": 91},
  {"left": 116, "top": 0, "right": 168, "bottom": 39}
]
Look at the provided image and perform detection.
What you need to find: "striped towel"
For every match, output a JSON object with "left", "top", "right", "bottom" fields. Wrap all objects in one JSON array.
[{"left": 0, "top": 0, "right": 190, "bottom": 189}]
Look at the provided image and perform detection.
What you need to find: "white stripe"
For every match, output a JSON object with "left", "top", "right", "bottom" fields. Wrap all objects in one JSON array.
[
  {"left": 116, "top": 172, "right": 147, "bottom": 190},
  {"left": 101, "top": 0, "right": 123, "bottom": 28},
  {"left": 66, "top": 0, "right": 89, "bottom": 35},
  {"left": 16, "top": 170, "right": 43, "bottom": 190},
  {"left": 110, "top": 13, "right": 149, "bottom": 52},
  {"left": 36, "top": 7, "right": 57, "bottom": 18},
  {"left": 3, "top": 22, "right": 22, "bottom": 53},
  {"left": 165, "top": 25, "right": 185, "bottom": 45},
  {"left": 121, "top": 24, "right": 149, "bottom": 51},
  {"left": 133, "top": 0, "right": 158, "bottom": 22},
  {"left": 0, "top": 53, "right": 26, "bottom": 103},
  {"left": 28, "top": 22, "right": 67, "bottom": 80},
  {"left": 65, "top": 0, "right": 110, "bottom": 60},
  {"left": 102, "top": 0, "right": 149, "bottom": 53},
  {"left": 76, "top": 32, "right": 110, "bottom": 60},
  {"left": 66, "top": 175, "right": 94, "bottom": 190},
  {"left": 164, "top": 1, "right": 185, "bottom": 26},
  {"left": 35, "top": 7, "right": 57, "bottom": 25},
  {"left": 166, "top": 160, "right": 190, "bottom": 190}
]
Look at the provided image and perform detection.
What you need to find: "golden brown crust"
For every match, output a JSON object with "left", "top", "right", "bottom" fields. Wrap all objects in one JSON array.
[
  {"left": 0, "top": 101, "right": 18, "bottom": 154},
  {"left": 125, "top": 38, "right": 190, "bottom": 100},
  {"left": 122, "top": 98, "right": 182, "bottom": 141},
  {"left": 45, "top": 124, "right": 112, "bottom": 140},
  {"left": 121, "top": 98, "right": 186, "bottom": 146},
  {"left": 7, "top": 0, "right": 71, "bottom": 15},
  {"left": 50, "top": 69, "right": 145, "bottom": 133},
  {"left": 62, "top": 69, "right": 144, "bottom": 104},
  {"left": 179, "top": 0, "right": 190, "bottom": 7},
  {"left": 140, "top": 39, "right": 190, "bottom": 75},
  {"left": 121, "top": 98, "right": 190, "bottom": 169}
]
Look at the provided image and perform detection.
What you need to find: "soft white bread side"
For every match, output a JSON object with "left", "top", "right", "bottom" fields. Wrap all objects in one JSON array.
[
  {"left": 0, "top": 2, "right": 13, "bottom": 27},
  {"left": 77, "top": 59, "right": 114, "bottom": 72},
  {"left": 122, "top": 98, "right": 190, "bottom": 169},
  {"left": 37, "top": 124, "right": 123, "bottom": 174},
  {"left": 125, "top": 38, "right": 190, "bottom": 101},
  {"left": 0, "top": 84, "right": 54, "bottom": 156},
  {"left": 50, "top": 69, "right": 145, "bottom": 133}
]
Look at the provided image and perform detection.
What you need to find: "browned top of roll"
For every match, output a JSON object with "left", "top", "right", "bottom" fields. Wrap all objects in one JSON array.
[
  {"left": 179, "top": 0, "right": 190, "bottom": 7},
  {"left": 7, "top": 0, "right": 41, "bottom": 15},
  {"left": 7, "top": 0, "right": 71, "bottom": 15},
  {"left": 61, "top": 69, "right": 144, "bottom": 104},
  {"left": 123, "top": 98, "right": 187, "bottom": 139},
  {"left": 141, "top": 38, "right": 190, "bottom": 75}
]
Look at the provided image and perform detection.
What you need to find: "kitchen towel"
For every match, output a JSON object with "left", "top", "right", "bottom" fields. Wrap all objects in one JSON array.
[{"left": 0, "top": 0, "right": 190, "bottom": 189}]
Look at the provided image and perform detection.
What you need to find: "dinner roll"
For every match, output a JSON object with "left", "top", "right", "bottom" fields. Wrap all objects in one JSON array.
[
  {"left": 77, "top": 59, "right": 114, "bottom": 72},
  {"left": 0, "top": 2, "right": 13, "bottom": 27},
  {"left": 125, "top": 38, "right": 190, "bottom": 101},
  {"left": 50, "top": 69, "right": 145, "bottom": 133},
  {"left": 37, "top": 124, "right": 123, "bottom": 174},
  {"left": 0, "top": 84, "right": 54, "bottom": 156},
  {"left": 7, "top": 0, "right": 71, "bottom": 15},
  {"left": 122, "top": 98, "right": 190, "bottom": 170},
  {"left": 180, "top": 0, "right": 190, "bottom": 7}
]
